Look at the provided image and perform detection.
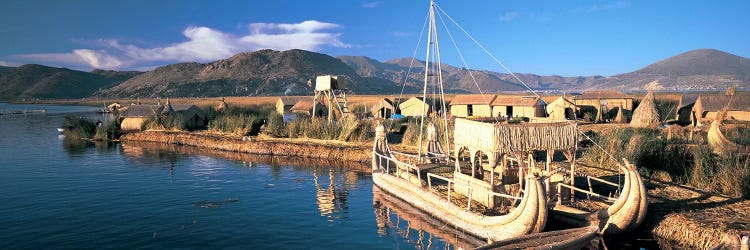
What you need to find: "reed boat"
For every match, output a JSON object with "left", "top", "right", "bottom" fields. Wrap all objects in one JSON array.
[
  {"left": 373, "top": 124, "right": 549, "bottom": 242},
  {"left": 550, "top": 159, "right": 648, "bottom": 235},
  {"left": 474, "top": 226, "right": 600, "bottom": 250},
  {"left": 372, "top": 186, "right": 487, "bottom": 249}
]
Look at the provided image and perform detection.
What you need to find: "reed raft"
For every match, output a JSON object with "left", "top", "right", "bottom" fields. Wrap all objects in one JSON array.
[{"left": 120, "top": 131, "right": 373, "bottom": 163}]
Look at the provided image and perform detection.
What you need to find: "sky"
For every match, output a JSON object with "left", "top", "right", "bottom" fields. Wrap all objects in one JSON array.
[{"left": 1, "top": 0, "right": 748, "bottom": 76}]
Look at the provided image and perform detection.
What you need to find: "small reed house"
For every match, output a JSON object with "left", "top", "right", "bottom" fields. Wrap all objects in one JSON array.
[
  {"left": 370, "top": 98, "right": 397, "bottom": 119},
  {"left": 450, "top": 94, "right": 496, "bottom": 118},
  {"left": 545, "top": 96, "right": 577, "bottom": 120},
  {"left": 692, "top": 95, "right": 750, "bottom": 126},
  {"left": 276, "top": 97, "right": 308, "bottom": 115},
  {"left": 399, "top": 97, "right": 433, "bottom": 117},
  {"left": 491, "top": 96, "right": 546, "bottom": 118},
  {"left": 119, "top": 105, "right": 163, "bottom": 132},
  {"left": 574, "top": 90, "right": 633, "bottom": 122},
  {"left": 290, "top": 100, "right": 327, "bottom": 117}
]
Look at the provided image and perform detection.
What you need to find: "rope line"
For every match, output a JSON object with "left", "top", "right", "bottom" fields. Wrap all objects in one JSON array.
[{"left": 433, "top": 2, "right": 624, "bottom": 170}]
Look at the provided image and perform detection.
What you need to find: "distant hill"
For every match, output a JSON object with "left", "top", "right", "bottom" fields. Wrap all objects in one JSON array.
[
  {"left": 339, "top": 56, "right": 603, "bottom": 92},
  {"left": 0, "top": 64, "right": 141, "bottom": 100},
  {"left": 3, "top": 48, "right": 747, "bottom": 100},
  {"left": 593, "top": 49, "right": 750, "bottom": 91},
  {"left": 0, "top": 66, "right": 13, "bottom": 74},
  {"left": 97, "top": 49, "right": 417, "bottom": 98}
]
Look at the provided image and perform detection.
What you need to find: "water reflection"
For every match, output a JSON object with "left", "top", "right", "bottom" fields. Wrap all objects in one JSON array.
[
  {"left": 373, "top": 186, "right": 486, "bottom": 249},
  {"left": 313, "top": 168, "right": 349, "bottom": 218}
]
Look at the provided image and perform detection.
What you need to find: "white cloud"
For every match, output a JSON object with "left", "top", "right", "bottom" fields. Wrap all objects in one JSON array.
[
  {"left": 362, "top": 1, "right": 382, "bottom": 8},
  {"left": 12, "top": 20, "right": 350, "bottom": 70},
  {"left": 0, "top": 60, "right": 21, "bottom": 67},
  {"left": 499, "top": 11, "right": 520, "bottom": 22}
]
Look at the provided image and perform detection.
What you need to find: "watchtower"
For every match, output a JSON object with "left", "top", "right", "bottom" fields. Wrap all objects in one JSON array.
[{"left": 312, "top": 75, "right": 350, "bottom": 121}]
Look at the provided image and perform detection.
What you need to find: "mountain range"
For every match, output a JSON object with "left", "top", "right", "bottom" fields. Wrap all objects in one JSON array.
[{"left": 0, "top": 48, "right": 748, "bottom": 100}]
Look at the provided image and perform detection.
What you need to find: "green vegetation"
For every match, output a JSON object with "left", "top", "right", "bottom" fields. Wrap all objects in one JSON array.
[
  {"left": 61, "top": 115, "right": 119, "bottom": 140},
  {"left": 264, "top": 112, "right": 374, "bottom": 142},
  {"left": 580, "top": 127, "right": 750, "bottom": 198},
  {"left": 143, "top": 114, "right": 187, "bottom": 131},
  {"left": 62, "top": 116, "right": 97, "bottom": 139},
  {"left": 206, "top": 104, "right": 274, "bottom": 136}
]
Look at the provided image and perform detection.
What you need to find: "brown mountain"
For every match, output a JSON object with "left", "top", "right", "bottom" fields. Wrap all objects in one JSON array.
[
  {"left": 339, "top": 56, "right": 603, "bottom": 92},
  {"left": 0, "top": 64, "right": 140, "bottom": 100},
  {"left": 98, "top": 49, "right": 415, "bottom": 98},
  {"left": 593, "top": 49, "right": 750, "bottom": 91}
]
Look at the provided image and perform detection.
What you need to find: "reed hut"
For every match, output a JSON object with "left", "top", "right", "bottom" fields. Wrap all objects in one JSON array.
[
  {"left": 675, "top": 94, "right": 699, "bottom": 126},
  {"left": 692, "top": 94, "right": 750, "bottom": 126},
  {"left": 399, "top": 97, "right": 433, "bottom": 117},
  {"left": 491, "top": 96, "right": 545, "bottom": 118},
  {"left": 630, "top": 90, "right": 661, "bottom": 129},
  {"left": 119, "top": 105, "right": 163, "bottom": 132},
  {"left": 276, "top": 97, "right": 308, "bottom": 115},
  {"left": 574, "top": 90, "right": 633, "bottom": 121},
  {"left": 545, "top": 96, "right": 577, "bottom": 120},
  {"left": 290, "top": 100, "right": 327, "bottom": 117},
  {"left": 450, "top": 94, "right": 496, "bottom": 117},
  {"left": 171, "top": 104, "right": 206, "bottom": 129},
  {"left": 370, "top": 98, "right": 397, "bottom": 119}
]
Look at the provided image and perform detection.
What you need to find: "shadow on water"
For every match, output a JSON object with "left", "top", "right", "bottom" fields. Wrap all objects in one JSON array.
[{"left": 373, "top": 186, "right": 487, "bottom": 249}]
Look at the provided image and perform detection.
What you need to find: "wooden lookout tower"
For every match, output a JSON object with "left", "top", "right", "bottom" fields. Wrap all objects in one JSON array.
[{"left": 312, "top": 75, "right": 351, "bottom": 121}]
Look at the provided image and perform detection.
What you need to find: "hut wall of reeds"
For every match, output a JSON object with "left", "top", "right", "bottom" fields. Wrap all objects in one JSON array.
[
  {"left": 370, "top": 98, "right": 396, "bottom": 119},
  {"left": 399, "top": 97, "right": 432, "bottom": 117},
  {"left": 630, "top": 90, "right": 661, "bottom": 129},
  {"left": 491, "top": 96, "right": 546, "bottom": 118},
  {"left": 546, "top": 96, "right": 577, "bottom": 120},
  {"left": 692, "top": 94, "right": 750, "bottom": 126},
  {"left": 453, "top": 118, "right": 577, "bottom": 155},
  {"left": 275, "top": 97, "right": 307, "bottom": 115},
  {"left": 450, "top": 94, "right": 496, "bottom": 118}
]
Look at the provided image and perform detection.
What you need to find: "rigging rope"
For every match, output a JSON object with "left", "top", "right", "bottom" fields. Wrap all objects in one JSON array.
[
  {"left": 396, "top": 11, "right": 431, "bottom": 110},
  {"left": 434, "top": 2, "right": 626, "bottom": 170}
]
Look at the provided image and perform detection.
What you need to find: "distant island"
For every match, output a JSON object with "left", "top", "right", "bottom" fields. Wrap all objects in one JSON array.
[{"left": 0, "top": 48, "right": 748, "bottom": 100}]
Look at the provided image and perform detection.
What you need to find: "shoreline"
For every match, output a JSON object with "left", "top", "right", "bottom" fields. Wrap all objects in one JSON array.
[
  {"left": 121, "top": 130, "right": 749, "bottom": 249},
  {"left": 120, "top": 131, "right": 374, "bottom": 163}
]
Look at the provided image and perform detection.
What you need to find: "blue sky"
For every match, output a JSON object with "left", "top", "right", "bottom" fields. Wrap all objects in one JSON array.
[{"left": 1, "top": 0, "right": 748, "bottom": 76}]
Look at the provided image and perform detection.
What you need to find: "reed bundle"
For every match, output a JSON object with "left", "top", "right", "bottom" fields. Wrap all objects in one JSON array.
[{"left": 630, "top": 90, "right": 661, "bottom": 129}]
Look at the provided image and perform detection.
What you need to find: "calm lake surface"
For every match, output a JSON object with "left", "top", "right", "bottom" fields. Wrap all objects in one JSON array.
[{"left": 0, "top": 103, "right": 479, "bottom": 249}]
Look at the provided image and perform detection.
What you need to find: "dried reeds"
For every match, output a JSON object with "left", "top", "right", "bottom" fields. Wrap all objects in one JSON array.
[{"left": 630, "top": 90, "right": 661, "bottom": 129}]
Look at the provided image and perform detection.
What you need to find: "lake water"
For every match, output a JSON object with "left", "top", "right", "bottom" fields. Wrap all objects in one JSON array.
[{"left": 0, "top": 103, "right": 480, "bottom": 249}]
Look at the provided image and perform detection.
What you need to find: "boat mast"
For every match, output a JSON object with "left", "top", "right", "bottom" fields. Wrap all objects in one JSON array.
[{"left": 417, "top": 0, "right": 436, "bottom": 163}]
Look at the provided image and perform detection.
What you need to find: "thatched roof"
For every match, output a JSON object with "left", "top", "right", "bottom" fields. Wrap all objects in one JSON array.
[
  {"left": 370, "top": 98, "right": 395, "bottom": 112},
  {"left": 576, "top": 90, "right": 631, "bottom": 100},
  {"left": 491, "top": 96, "right": 541, "bottom": 107},
  {"left": 121, "top": 105, "right": 162, "bottom": 118},
  {"left": 277, "top": 96, "right": 309, "bottom": 106},
  {"left": 677, "top": 94, "right": 699, "bottom": 110},
  {"left": 451, "top": 94, "right": 496, "bottom": 105},
  {"left": 454, "top": 118, "right": 577, "bottom": 154},
  {"left": 630, "top": 90, "right": 661, "bottom": 128},
  {"left": 696, "top": 95, "right": 750, "bottom": 112},
  {"left": 290, "top": 100, "right": 325, "bottom": 112}
]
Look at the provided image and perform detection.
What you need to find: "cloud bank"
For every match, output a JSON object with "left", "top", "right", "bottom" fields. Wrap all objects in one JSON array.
[{"left": 13, "top": 20, "right": 349, "bottom": 70}]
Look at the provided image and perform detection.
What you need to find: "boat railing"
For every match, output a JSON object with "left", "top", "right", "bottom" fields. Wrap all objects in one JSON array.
[
  {"left": 426, "top": 172, "right": 522, "bottom": 211},
  {"left": 374, "top": 151, "right": 424, "bottom": 184},
  {"left": 390, "top": 151, "right": 446, "bottom": 165},
  {"left": 556, "top": 183, "right": 617, "bottom": 204}
]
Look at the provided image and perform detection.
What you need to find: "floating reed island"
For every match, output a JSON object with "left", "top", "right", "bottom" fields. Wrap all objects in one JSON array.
[{"left": 120, "top": 130, "right": 374, "bottom": 163}]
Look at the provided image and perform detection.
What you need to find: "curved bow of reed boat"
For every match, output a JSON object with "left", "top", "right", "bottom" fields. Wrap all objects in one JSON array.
[
  {"left": 600, "top": 160, "right": 648, "bottom": 235},
  {"left": 372, "top": 124, "right": 549, "bottom": 242}
]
